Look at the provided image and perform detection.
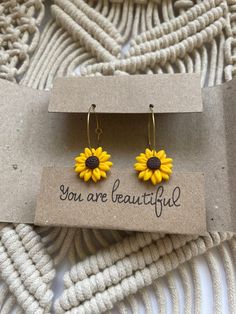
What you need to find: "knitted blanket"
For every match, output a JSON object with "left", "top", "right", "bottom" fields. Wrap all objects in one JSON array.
[{"left": 0, "top": 0, "right": 236, "bottom": 313}]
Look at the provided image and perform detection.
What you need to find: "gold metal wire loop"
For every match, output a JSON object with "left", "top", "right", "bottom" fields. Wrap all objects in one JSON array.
[
  {"left": 87, "top": 104, "right": 103, "bottom": 148},
  {"left": 148, "top": 104, "right": 156, "bottom": 150}
]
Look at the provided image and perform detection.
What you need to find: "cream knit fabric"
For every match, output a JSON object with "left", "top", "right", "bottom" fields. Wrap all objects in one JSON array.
[{"left": 0, "top": 0, "right": 236, "bottom": 313}]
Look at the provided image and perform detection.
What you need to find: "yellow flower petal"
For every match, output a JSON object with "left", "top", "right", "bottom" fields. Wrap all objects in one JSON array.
[
  {"left": 162, "top": 163, "right": 173, "bottom": 169},
  {"left": 161, "top": 172, "right": 169, "bottom": 181},
  {"left": 139, "top": 153, "right": 147, "bottom": 158},
  {"left": 156, "top": 150, "right": 165, "bottom": 159},
  {"left": 154, "top": 170, "right": 162, "bottom": 183},
  {"left": 138, "top": 170, "right": 146, "bottom": 179},
  {"left": 92, "top": 174, "right": 97, "bottom": 183},
  {"left": 94, "top": 147, "right": 103, "bottom": 157},
  {"left": 136, "top": 156, "right": 147, "bottom": 163},
  {"left": 100, "top": 170, "right": 107, "bottom": 178},
  {"left": 75, "top": 164, "right": 85, "bottom": 173},
  {"left": 99, "top": 163, "right": 110, "bottom": 171},
  {"left": 151, "top": 174, "right": 157, "bottom": 185},
  {"left": 93, "top": 168, "right": 101, "bottom": 180},
  {"left": 161, "top": 158, "right": 173, "bottom": 165},
  {"left": 84, "top": 170, "right": 92, "bottom": 181},
  {"left": 79, "top": 169, "right": 87, "bottom": 178},
  {"left": 134, "top": 163, "right": 147, "bottom": 171},
  {"left": 104, "top": 161, "right": 113, "bottom": 167},
  {"left": 84, "top": 148, "right": 92, "bottom": 158},
  {"left": 145, "top": 148, "right": 153, "bottom": 158},
  {"left": 75, "top": 156, "right": 86, "bottom": 163},
  {"left": 100, "top": 153, "right": 111, "bottom": 162},
  {"left": 144, "top": 169, "right": 152, "bottom": 181},
  {"left": 160, "top": 165, "right": 172, "bottom": 174}
]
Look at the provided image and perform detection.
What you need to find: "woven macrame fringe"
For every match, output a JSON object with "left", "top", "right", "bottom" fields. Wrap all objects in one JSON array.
[{"left": 0, "top": 0, "right": 236, "bottom": 313}]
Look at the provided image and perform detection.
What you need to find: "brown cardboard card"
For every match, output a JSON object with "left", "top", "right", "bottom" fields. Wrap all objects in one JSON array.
[
  {"left": 0, "top": 77, "right": 236, "bottom": 234},
  {"left": 35, "top": 168, "right": 206, "bottom": 234},
  {"left": 49, "top": 74, "right": 202, "bottom": 113}
]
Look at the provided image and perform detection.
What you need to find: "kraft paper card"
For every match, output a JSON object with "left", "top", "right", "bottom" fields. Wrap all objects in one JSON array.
[
  {"left": 0, "top": 76, "right": 235, "bottom": 234},
  {"left": 35, "top": 169, "right": 206, "bottom": 234},
  {"left": 49, "top": 74, "right": 202, "bottom": 113}
]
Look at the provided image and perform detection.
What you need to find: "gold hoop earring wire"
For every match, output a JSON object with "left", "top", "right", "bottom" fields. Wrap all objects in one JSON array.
[
  {"left": 148, "top": 104, "right": 156, "bottom": 150},
  {"left": 87, "top": 104, "right": 103, "bottom": 150}
]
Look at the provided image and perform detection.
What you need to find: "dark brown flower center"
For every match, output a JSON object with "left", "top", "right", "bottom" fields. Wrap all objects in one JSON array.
[
  {"left": 147, "top": 157, "right": 161, "bottom": 170},
  {"left": 86, "top": 156, "right": 99, "bottom": 169}
]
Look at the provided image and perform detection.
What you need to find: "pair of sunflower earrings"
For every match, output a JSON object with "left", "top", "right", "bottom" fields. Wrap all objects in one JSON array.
[{"left": 74, "top": 104, "right": 173, "bottom": 185}]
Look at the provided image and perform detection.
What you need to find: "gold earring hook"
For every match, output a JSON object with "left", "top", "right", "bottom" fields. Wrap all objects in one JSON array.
[
  {"left": 148, "top": 104, "right": 156, "bottom": 150},
  {"left": 87, "top": 104, "right": 103, "bottom": 149}
]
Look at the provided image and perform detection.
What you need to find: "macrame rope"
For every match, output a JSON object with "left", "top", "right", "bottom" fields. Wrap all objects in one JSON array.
[
  {"left": 140, "top": 289, "right": 153, "bottom": 314},
  {"left": 63, "top": 232, "right": 165, "bottom": 287},
  {"left": 152, "top": 279, "right": 166, "bottom": 314},
  {"left": 55, "top": 233, "right": 234, "bottom": 313},
  {"left": 0, "top": 0, "right": 44, "bottom": 81},
  {"left": 218, "top": 243, "right": 236, "bottom": 313},
  {"left": 115, "top": 300, "right": 130, "bottom": 314},
  {"left": 0, "top": 224, "right": 54, "bottom": 313},
  {"left": 178, "top": 264, "right": 192, "bottom": 314},
  {"left": 205, "top": 250, "right": 222, "bottom": 314},
  {"left": 126, "top": 294, "right": 139, "bottom": 314},
  {"left": 166, "top": 273, "right": 179, "bottom": 313}
]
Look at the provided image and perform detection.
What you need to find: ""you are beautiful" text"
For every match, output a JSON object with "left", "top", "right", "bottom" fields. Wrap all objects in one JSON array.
[{"left": 59, "top": 178, "right": 181, "bottom": 218}]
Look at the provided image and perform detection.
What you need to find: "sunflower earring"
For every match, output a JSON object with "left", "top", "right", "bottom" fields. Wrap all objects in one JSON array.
[
  {"left": 134, "top": 105, "right": 173, "bottom": 185},
  {"left": 74, "top": 104, "right": 113, "bottom": 182}
]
